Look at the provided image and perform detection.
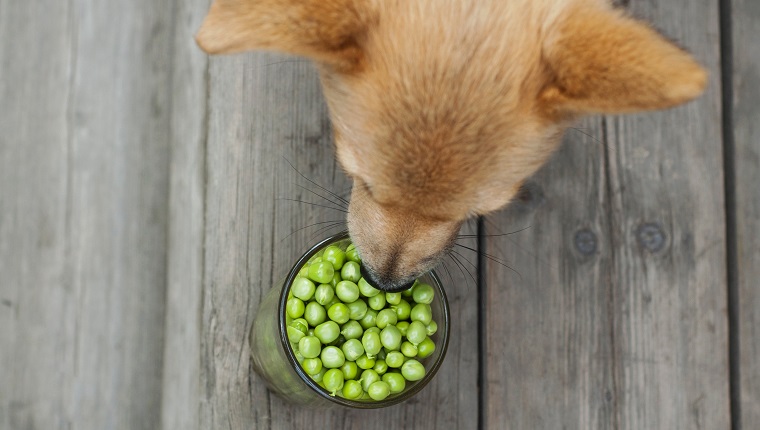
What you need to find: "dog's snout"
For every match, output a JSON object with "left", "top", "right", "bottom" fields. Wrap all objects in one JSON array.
[{"left": 359, "top": 263, "right": 415, "bottom": 293}]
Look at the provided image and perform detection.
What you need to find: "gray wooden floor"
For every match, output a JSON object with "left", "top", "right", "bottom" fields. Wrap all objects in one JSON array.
[{"left": 1, "top": 0, "right": 757, "bottom": 429}]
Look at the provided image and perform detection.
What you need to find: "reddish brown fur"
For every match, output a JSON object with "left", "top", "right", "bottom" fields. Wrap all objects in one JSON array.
[{"left": 197, "top": 0, "right": 706, "bottom": 291}]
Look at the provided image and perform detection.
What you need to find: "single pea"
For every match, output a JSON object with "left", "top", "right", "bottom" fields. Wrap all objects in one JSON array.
[
  {"left": 327, "top": 303, "right": 350, "bottom": 324},
  {"left": 314, "top": 321, "right": 340, "bottom": 344},
  {"left": 358, "top": 277, "right": 381, "bottom": 297},
  {"left": 340, "top": 261, "right": 361, "bottom": 283},
  {"left": 302, "top": 357, "right": 322, "bottom": 375},
  {"left": 362, "top": 330, "right": 382, "bottom": 358},
  {"left": 314, "top": 284, "right": 334, "bottom": 306},
  {"left": 287, "top": 326, "right": 305, "bottom": 343},
  {"left": 426, "top": 320, "right": 438, "bottom": 336},
  {"left": 385, "top": 351, "right": 405, "bottom": 368},
  {"left": 323, "top": 368, "right": 345, "bottom": 396},
  {"left": 329, "top": 271, "right": 341, "bottom": 288},
  {"left": 298, "top": 336, "right": 322, "bottom": 359},
  {"left": 393, "top": 299, "right": 412, "bottom": 320},
  {"left": 326, "top": 295, "right": 341, "bottom": 309},
  {"left": 335, "top": 281, "right": 360, "bottom": 303},
  {"left": 407, "top": 321, "right": 427, "bottom": 345},
  {"left": 307, "top": 255, "right": 322, "bottom": 264},
  {"left": 342, "top": 379, "right": 363, "bottom": 399},
  {"left": 304, "top": 302, "right": 327, "bottom": 327},
  {"left": 340, "top": 320, "right": 364, "bottom": 340},
  {"left": 400, "top": 341, "right": 418, "bottom": 358},
  {"left": 322, "top": 245, "right": 346, "bottom": 270},
  {"left": 376, "top": 348, "right": 387, "bottom": 361},
  {"left": 291, "top": 277, "right": 316, "bottom": 301},
  {"left": 417, "top": 336, "right": 436, "bottom": 359},
  {"left": 358, "top": 308, "right": 378, "bottom": 330},
  {"left": 375, "top": 309, "right": 398, "bottom": 329},
  {"left": 346, "top": 299, "right": 368, "bottom": 320},
  {"left": 412, "top": 283, "right": 435, "bottom": 305},
  {"left": 360, "top": 369, "right": 380, "bottom": 393},
  {"left": 327, "top": 335, "right": 344, "bottom": 347},
  {"left": 308, "top": 261, "right": 335, "bottom": 284},
  {"left": 290, "top": 318, "right": 309, "bottom": 334},
  {"left": 368, "top": 294, "right": 386, "bottom": 311},
  {"left": 321, "top": 346, "right": 346, "bottom": 368},
  {"left": 298, "top": 264, "right": 310, "bottom": 278},
  {"left": 340, "top": 361, "right": 358, "bottom": 380},
  {"left": 341, "top": 338, "right": 365, "bottom": 362},
  {"left": 373, "top": 359, "right": 388, "bottom": 375},
  {"left": 311, "top": 367, "right": 327, "bottom": 383},
  {"left": 368, "top": 381, "right": 391, "bottom": 401},
  {"left": 410, "top": 303, "right": 432, "bottom": 325},
  {"left": 395, "top": 321, "right": 410, "bottom": 337},
  {"left": 401, "top": 359, "right": 426, "bottom": 381},
  {"left": 355, "top": 354, "right": 376, "bottom": 370},
  {"left": 364, "top": 326, "right": 380, "bottom": 335},
  {"left": 380, "top": 325, "right": 402, "bottom": 351},
  {"left": 286, "top": 297, "right": 305, "bottom": 319},
  {"left": 385, "top": 292, "right": 401, "bottom": 305},
  {"left": 401, "top": 282, "right": 416, "bottom": 297},
  {"left": 346, "top": 244, "right": 362, "bottom": 263},
  {"left": 382, "top": 372, "right": 406, "bottom": 394}
]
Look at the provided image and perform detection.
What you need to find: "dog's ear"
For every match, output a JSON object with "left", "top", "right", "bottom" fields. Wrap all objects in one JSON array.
[
  {"left": 540, "top": 6, "right": 707, "bottom": 115},
  {"left": 196, "top": 0, "right": 366, "bottom": 69}
]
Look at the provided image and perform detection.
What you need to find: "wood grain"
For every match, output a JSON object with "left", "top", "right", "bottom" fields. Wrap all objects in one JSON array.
[
  {"left": 483, "top": 1, "right": 730, "bottom": 428},
  {"left": 732, "top": 0, "right": 760, "bottom": 425},
  {"left": 0, "top": 0, "right": 173, "bottom": 429}
]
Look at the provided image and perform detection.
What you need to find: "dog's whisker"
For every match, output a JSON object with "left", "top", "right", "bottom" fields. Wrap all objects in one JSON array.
[
  {"left": 283, "top": 157, "right": 351, "bottom": 205},
  {"left": 281, "top": 219, "right": 347, "bottom": 242},
  {"left": 294, "top": 183, "right": 349, "bottom": 210},
  {"left": 277, "top": 198, "right": 349, "bottom": 213},
  {"left": 457, "top": 224, "right": 532, "bottom": 239},
  {"left": 453, "top": 242, "right": 522, "bottom": 280}
]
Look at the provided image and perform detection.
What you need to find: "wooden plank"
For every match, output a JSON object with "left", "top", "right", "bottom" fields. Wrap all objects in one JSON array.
[
  {"left": 200, "top": 52, "right": 479, "bottom": 429},
  {"left": 732, "top": 0, "right": 760, "bottom": 425},
  {"left": 0, "top": 0, "right": 173, "bottom": 428},
  {"left": 484, "top": 1, "right": 729, "bottom": 428}
]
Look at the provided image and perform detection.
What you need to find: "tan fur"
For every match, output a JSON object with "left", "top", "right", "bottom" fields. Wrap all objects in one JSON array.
[{"left": 197, "top": 0, "right": 707, "bottom": 290}]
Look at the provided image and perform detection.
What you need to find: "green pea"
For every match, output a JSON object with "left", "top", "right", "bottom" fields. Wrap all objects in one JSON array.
[
  {"left": 340, "top": 261, "right": 361, "bottom": 283},
  {"left": 298, "top": 265, "right": 310, "bottom": 278},
  {"left": 314, "top": 321, "right": 340, "bottom": 344},
  {"left": 294, "top": 349, "right": 305, "bottom": 364},
  {"left": 291, "top": 318, "right": 308, "bottom": 333},
  {"left": 312, "top": 367, "right": 327, "bottom": 383},
  {"left": 346, "top": 244, "right": 362, "bottom": 263},
  {"left": 323, "top": 368, "right": 345, "bottom": 396},
  {"left": 360, "top": 369, "right": 380, "bottom": 393},
  {"left": 335, "top": 281, "right": 360, "bottom": 303},
  {"left": 304, "top": 302, "right": 327, "bottom": 326},
  {"left": 382, "top": 372, "right": 406, "bottom": 394},
  {"left": 291, "top": 277, "right": 316, "bottom": 301},
  {"left": 346, "top": 299, "right": 368, "bottom": 320},
  {"left": 407, "top": 321, "right": 427, "bottom": 345},
  {"left": 380, "top": 325, "right": 402, "bottom": 351},
  {"left": 426, "top": 320, "right": 438, "bottom": 336},
  {"left": 329, "top": 271, "right": 341, "bottom": 288},
  {"left": 341, "top": 338, "right": 365, "bottom": 361},
  {"left": 286, "top": 297, "right": 305, "bottom": 319},
  {"left": 376, "top": 348, "right": 387, "bottom": 361},
  {"left": 368, "top": 381, "right": 391, "bottom": 401},
  {"left": 410, "top": 303, "right": 432, "bottom": 325},
  {"left": 326, "top": 303, "right": 349, "bottom": 324},
  {"left": 298, "top": 336, "right": 322, "bottom": 359},
  {"left": 412, "top": 283, "right": 435, "bottom": 305},
  {"left": 368, "top": 293, "right": 386, "bottom": 311},
  {"left": 393, "top": 299, "right": 411, "bottom": 320},
  {"left": 373, "top": 359, "right": 388, "bottom": 375},
  {"left": 308, "top": 261, "right": 335, "bottom": 284},
  {"left": 402, "top": 283, "right": 416, "bottom": 297},
  {"left": 400, "top": 341, "right": 418, "bottom": 358},
  {"left": 396, "top": 321, "right": 410, "bottom": 336},
  {"left": 287, "top": 326, "right": 305, "bottom": 343},
  {"left": 401, "top": 359, "right": 426, "bottom": 381},
  {"left": 342, "top": 379, "right": 363, "bottom": 399},
  {"left": 355, "top": 354, "right": 376, "bottom": 370},
  {"left": 385, "top": 292, "right": 401, "bottom": 305},
  {"left": 385, "top": 351, "right": 405, "bottom": 368},
  {"left": 417, "top": 337, "right": 436, "bottom": 359},
  {"left": 323, "top": 245, "right": 346, "bottom": 270},
  {"left": 321, "top": 346, "right": 345, "bottom": 368},
  {"left": 302, "top": 357, "right": 322, "bottom": 375},
  {"left": 358, "top": 277, "right": 380, "bottom": 297},
  {"left": 314, "top": 284, "right": 334, "bottom": 306},
  {"left": 340, "top": 361, "right": 358, "bottom": 380},
  {"left": 364, "top": 326, "right": 380, "bottom": 335},
  {"left": 358, "top": 308, "right": 378, "bottom": 330},
  {"left": 340, "top": 320, "right": 363, "bottom": 340},
  {"left": 375, "top": 309, "right": 398, "bottom": 329},
  {"left": 362, "top": 330, "right": 382, "bottom": 358}
]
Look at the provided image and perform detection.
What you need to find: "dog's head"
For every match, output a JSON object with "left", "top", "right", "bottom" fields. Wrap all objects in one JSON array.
[{"left": 197, "top": 0, "right": 706, "bottom": 291}]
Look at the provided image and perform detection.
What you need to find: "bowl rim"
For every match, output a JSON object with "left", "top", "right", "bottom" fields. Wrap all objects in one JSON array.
[{"left": 277, "top": 232, "right": 451, "bottom": 408}]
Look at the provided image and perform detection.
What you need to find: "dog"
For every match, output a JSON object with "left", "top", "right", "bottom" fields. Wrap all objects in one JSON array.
[{"left": 196, "top": 0, "right": 706, "bottom": 291}]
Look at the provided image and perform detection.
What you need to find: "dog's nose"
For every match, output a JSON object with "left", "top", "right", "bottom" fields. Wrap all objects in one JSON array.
[{"left": 359, "top": 264, "right": 414, "bottom": 293}]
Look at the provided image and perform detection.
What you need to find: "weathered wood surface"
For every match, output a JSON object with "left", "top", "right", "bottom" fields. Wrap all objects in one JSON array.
[
  {"left": 0, "top": 1, "right": 173, "bottom": 429},
  {"left": 483, "top": 0, "right": 730, "bottom": 428},
  {"left": 732, "top": 0, "right": 760, "bottom": 426}
]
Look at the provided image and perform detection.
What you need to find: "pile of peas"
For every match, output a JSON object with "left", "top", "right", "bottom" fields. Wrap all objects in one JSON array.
[{"left": 285, "top": 242, "right": 439, "bottom": 401}]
